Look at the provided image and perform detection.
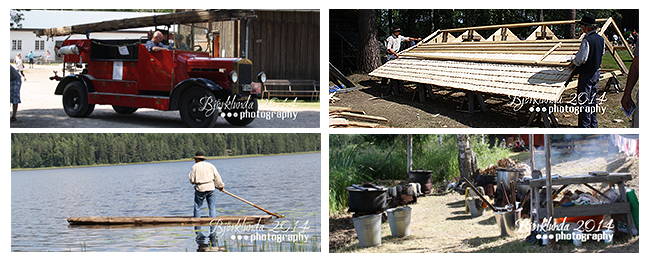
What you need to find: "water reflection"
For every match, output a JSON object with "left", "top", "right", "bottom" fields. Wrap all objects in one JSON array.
[{"left": 194, "top": 226, "right": 222, "bottom": 252}]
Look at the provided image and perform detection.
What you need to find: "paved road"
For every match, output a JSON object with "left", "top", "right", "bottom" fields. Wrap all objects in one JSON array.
[{"left": 10, "top": 64, "right": 320, "bottom": 128}]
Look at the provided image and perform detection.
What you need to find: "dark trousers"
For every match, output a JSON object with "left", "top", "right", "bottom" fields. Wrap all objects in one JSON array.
[{"left": 577, "top": 71, "right": 600, "bottom": 128}]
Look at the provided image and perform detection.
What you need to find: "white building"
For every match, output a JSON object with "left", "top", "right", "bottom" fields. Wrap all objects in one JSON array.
[{"left": 10, "top": 10, "right": 165, "bottom": 63}]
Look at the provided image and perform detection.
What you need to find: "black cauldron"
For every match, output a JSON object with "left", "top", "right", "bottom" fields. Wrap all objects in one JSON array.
[{"left": 346, "top": 183, "right": 388, "bottom": 214}]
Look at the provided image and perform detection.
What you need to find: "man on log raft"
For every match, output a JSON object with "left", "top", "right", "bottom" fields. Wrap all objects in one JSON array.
[{"left": 189, "top": 151, "right": 224, "bottom": 218}]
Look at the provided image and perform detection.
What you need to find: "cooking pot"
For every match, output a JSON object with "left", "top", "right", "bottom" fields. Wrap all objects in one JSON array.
[
  {"left": 496, "top": 167, "right": 525, "bottom": 187},
  {"left": 346, "top": 183, "right": 388, "bottom": 213}
]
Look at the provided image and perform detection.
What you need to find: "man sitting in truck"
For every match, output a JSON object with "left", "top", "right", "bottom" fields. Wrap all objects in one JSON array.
[{"left": 145, "top": 31, "right": 167, "bottom": 52}]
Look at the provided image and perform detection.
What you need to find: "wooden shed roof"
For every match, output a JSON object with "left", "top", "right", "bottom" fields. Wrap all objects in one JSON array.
[{"left": 370, "top": 17, "right": 632, "bottom": 102}]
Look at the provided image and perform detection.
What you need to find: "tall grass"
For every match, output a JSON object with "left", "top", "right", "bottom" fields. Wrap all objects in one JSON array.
[{"left": 329, "top": 134, "right": 512, "bottom": 215}]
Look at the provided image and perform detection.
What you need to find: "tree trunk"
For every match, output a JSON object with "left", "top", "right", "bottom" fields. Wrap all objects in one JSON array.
[
  {"left": 457, "top": 134, "right": 479, "bottom": 182},
  {"left": 358, "top": 9, "right": 381, "bottom": 73},
  {"left": 565, "top": 9, "right": 576, "bottom": 39}
]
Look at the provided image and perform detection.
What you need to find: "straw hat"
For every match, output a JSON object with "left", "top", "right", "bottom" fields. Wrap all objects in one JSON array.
[{"left": 194, "top": 151, "right": 205, "bottom": 159}]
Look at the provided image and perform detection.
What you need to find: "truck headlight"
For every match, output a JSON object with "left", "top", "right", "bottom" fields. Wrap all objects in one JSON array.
[
  {"left": 229, "top": 70, "right": 238, "bottom": 83},
  {"left": 257, "top": 72, "right": 267, "bottom": 83}
]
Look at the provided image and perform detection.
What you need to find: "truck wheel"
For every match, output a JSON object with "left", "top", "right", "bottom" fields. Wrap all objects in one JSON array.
[
  {"left": 112, "top": 106, "right": 138, "bottom": 114},
  {"left": 179, "top": 87, "right": 218, "bottom": 128},
  {"left": 62, "top": 81, "right": 95, "bottom": 117},
  {"left": 224, "top": 96, "right": 257, "bottom": 126}
]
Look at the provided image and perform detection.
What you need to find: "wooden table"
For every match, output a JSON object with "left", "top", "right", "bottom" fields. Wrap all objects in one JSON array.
[{"left": 524, "top": 172, "right": 637, "bottom": 236}]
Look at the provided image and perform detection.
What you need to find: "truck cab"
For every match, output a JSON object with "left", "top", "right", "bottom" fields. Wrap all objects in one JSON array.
[{"left": 53, "top": 27, "right": 265, "bottom": 127}]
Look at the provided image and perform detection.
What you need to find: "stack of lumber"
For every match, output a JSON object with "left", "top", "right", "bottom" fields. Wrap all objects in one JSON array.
[{"left": 329, "top": 106, "right": 388, "bottom": 128}]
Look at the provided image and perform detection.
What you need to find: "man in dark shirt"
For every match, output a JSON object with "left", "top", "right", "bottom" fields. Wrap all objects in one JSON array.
[
  {"left": 569, "top": 14, "right": 605, "bottom": 128},
  {"left": 145, "top": 31, "right": 167, "bottom": 52}
]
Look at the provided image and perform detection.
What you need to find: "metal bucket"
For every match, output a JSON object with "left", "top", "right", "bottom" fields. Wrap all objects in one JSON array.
[
  {"left": 352, "top": 213, "right": 382, "bottom": 247},
  {"left": 495, "top": 208, "right": 522, "bottom": 236},
  {"left": 466, "top": 197, "right": 485, "bottom": 217},
  {"left": 386, "top": 206, "right": 411, "bottom": 238}
]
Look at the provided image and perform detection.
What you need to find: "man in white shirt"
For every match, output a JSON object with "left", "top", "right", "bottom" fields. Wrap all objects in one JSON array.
[
  {"left": 382, "top": 27, "right": 421, "bottom": 87},
  {"left": 189, "top": 151, "right": 224, "bottom": 218},
  {"left": 385, "top": 27, "right": 421, "bottom": 61}
]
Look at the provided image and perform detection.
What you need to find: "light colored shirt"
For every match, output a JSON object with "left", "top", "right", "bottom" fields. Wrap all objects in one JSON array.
[
  {"left": 189, "top": 161, "right": 224, "bottom": 192},
  {"left": 572, "top": 30, "right": 606, "bottom": 67},
  {"left": 385, "top": 34, "right": 411, "bottom": 54}
]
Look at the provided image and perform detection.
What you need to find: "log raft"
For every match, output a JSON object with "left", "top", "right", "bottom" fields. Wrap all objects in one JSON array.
[{"left": 67, "top": 215, "right": 274, "bottom": 226}]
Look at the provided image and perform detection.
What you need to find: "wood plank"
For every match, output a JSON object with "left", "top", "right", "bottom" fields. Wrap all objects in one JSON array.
[
  {"left": 527, "top": 173, "right": 632, "bottom": 188},
  {"left": 603, "top": 37, "right": 629, "bottom": 74},
  {"left": 67, "top": 215, "right": 273, "bottom": 225},
  {"left": 535, "top": 42, "right": 563, "bottom": 64},
  {"left": 537, "top": 202, "right": 631, "bottom": 219},
  {"left": 330, "top": 112, "right": 389, "bottom": 123}
]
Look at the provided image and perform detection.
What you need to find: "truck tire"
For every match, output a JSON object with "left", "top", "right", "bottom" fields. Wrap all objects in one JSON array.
[
  {"left": 112, "top": 106, "right": 138, "bottom": 114},
  {"left": 179, "top": 86, "right": 218, "bottom": 128},
  {"left": 62, "top": 81, "right": 95, "bottom": 117},
  {"left": 224, "top": 95, "right": 257, "bottom": 126}
]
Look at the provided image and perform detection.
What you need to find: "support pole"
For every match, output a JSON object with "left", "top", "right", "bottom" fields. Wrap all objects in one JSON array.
[{"left": 544, "top": 134, "right": 553, "bottom": 223}]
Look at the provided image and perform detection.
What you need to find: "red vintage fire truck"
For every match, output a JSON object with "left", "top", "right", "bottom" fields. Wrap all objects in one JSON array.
[{"left": 46, "top": 11, "right": 264, "bottom": 127}]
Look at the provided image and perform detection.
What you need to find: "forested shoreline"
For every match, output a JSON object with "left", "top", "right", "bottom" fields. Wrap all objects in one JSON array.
[{"left": 11, "top": 133, "right": 320, "bottom": 169}]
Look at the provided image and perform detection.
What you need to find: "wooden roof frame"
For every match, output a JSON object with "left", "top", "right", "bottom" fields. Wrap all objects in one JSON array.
[
  {"left": 400, "top": 17, "right": 633, "bottom": 74},
  {"left": 371, "top": 17, "right": 634, "bottom": 103}
]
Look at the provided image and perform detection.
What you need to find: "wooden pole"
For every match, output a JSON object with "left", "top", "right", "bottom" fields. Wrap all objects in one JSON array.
[
  {"left": 544, "top": 135, "right": 553, "bottom": 222},
  {"left": 407, "top": 134, "right": 413, "bottom": 173},
  {"left": 221, "top": 190, "right": 283, "bottom": 218}
]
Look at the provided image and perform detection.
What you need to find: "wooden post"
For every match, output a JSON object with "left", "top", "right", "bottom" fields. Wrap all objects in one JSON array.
[
  {"left": 544, "top": 135, "right": 553, "bottom": 225},
  {"left": 407, "top": 134, "right": 413, "bottom": 173},
  {"left": 529, "top": 134, "right": 535, "bottom": 170}
]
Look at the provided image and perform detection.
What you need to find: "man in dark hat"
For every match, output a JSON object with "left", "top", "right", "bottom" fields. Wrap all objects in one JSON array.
[
  {"left": 189, "top": 151, "right": 224, "bottom": 218},
  {"left": 569, "top": 14, "right": 605, "bottom": 128}
]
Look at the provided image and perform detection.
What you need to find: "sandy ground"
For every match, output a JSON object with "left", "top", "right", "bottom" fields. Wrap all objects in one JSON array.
[
  {"left": 10, "top": 64, "right": 320, "bottom": 128},
  {"left": 330, "top": 151, "right": 639, "bottom": 252}
]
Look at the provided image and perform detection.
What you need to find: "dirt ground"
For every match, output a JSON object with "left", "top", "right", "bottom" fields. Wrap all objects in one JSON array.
[
  {"left": 329, "top": 151, "right": 639, "bottom": 252},
  {"left": 329, "top": 73, "right": 637, "bottom": 128},
  {"left": 10, "top": 64, "right": 320, "bottom": 128}
]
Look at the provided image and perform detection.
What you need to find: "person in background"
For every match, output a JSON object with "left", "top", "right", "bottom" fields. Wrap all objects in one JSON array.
[
  {"left": 189, "top": 151, "right": 224, "bottom": 218},
  {"left": 10, "top": 66, "right": 22, "bottom": 122},
  {"left": 45, "top": 50, "right": 52, "bottom": 65},
  {"left": 14, "top": 53, "right": 26, "bottom": 81},
  {"left": 621, "top": 39, "right": 639, "bottom": 128},
  {"left": 28, "top": 50, "right": 34, "bottom": 69}
]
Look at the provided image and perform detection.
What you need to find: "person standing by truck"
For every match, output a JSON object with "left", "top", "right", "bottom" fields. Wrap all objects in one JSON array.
[{"left": 189, "top": 151, "right": 224, "bottom": 218}]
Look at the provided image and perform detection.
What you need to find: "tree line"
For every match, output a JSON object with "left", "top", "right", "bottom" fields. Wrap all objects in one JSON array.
[{"left": 11, "top": 133, "right": 321, "bottom": 169}]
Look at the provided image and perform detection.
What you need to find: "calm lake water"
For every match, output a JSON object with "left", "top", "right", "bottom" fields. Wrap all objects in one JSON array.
[{"left": 11, "top": 153, "right": 321, "bottom": 252}]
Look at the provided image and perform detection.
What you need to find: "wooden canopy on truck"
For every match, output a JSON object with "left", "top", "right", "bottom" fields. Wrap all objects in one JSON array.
[{"left": 34, "top": 9, "right": 257, "bottom": 38}]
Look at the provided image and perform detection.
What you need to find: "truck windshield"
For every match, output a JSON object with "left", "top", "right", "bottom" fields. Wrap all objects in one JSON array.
[{"left": 172, "top": 24, "right": 210, "bottom": 54}]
